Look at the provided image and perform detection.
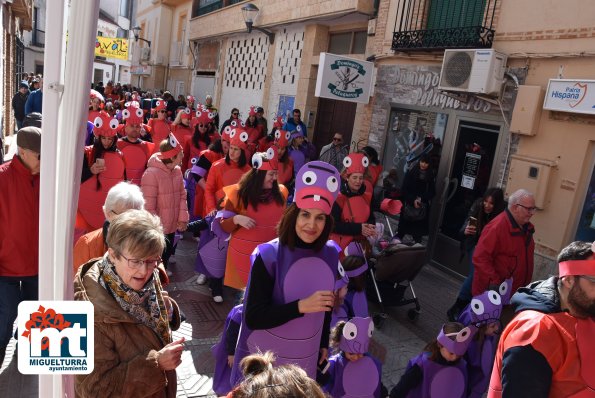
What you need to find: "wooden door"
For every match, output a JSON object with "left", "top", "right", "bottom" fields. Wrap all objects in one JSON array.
[{"left": 313, "top": 98, "right": 357, "bottom": 155}]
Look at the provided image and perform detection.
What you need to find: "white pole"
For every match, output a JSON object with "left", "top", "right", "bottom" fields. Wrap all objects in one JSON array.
[{"left": 39, "top": 0, "right": 100, "bottom": 396}]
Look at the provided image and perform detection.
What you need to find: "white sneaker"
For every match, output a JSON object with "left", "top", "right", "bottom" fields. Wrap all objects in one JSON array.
[
  {"left": 196, "top": 274, "right": 207, "bottom": 285},
  {"left": 166, "top": 270, "right": 173, "bottom": 277},
  {"left": 168, "top": 255, "right": 177, "bottom": 265},
  {"left": 213, "top": 295, "right": 223, "bottom": 303}
]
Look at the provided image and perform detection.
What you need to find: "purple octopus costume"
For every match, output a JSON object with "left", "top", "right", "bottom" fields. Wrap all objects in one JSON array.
[
  {"left": 194, "top": 210, "right": 233, "bottom": 278},
  {"left": 231, "top": 161, "right": 342, "bottom": 385},
  {"left": 211, "top": 304, "right": 242, "bottom": 396},
  {"left": 457, "top": 283, "right": 507, "bottom": 398},
  {"left": 325, "top": 317, "right": 382, "bottom": 398},
  {"left": 405, "top": 325, "right": 475, "bottom": 398}
]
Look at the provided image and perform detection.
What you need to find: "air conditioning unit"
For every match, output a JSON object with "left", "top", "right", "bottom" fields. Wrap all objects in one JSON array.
[
  {"left": 438, "top": 49, "right": 507, "bottom": 96},
  {"left": 140, "top": 48, "right": 151, "bottom": 61}
]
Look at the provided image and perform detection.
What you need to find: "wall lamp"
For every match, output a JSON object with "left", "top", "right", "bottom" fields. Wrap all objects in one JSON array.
[
  {"left": 241, "top": 3, "right": 275, "bottom": 44},
  {"left": 132, "top": 26, "right": 152, "bottom": 47}
]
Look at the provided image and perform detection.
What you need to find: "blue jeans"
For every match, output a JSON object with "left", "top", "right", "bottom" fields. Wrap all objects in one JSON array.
[
  {"left": 458, "top": 247, "right": 475, "bottom": 301},
  {"left": 16, "top": 119, "right": 24, "bottom": 131},
  {"left": 0, "top": 276, "right": 39, "bottom": 348}
]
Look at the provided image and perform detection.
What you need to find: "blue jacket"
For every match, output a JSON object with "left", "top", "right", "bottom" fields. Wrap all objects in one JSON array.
[
  {"left": 283, "top": 118, "right": 307, "bottom": 137},
  {"left": 24, "top": 89, "right": 43, "bottom": 115}
]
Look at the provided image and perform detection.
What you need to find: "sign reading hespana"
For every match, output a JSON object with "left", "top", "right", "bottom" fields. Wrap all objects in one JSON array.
[
  {"left": 315, "top": 53, "right": 374, "bottom": 104},
  {"left": 543, "top": 79, "right": 595, "bottom": 115}
]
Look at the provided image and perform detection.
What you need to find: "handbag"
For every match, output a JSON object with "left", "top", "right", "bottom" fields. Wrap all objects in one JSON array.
[{"left": 401, "top": 202, "right": 427, "bottom": 221}]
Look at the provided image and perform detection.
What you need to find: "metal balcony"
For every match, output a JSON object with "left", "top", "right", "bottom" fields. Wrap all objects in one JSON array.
[{"left": 391, "top": 0, "right": 498, "bottom": 51}]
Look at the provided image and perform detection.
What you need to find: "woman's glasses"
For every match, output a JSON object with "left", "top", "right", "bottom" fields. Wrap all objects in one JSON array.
[{"left": 120, "top": 254, "right": 161, "bottom": 270}]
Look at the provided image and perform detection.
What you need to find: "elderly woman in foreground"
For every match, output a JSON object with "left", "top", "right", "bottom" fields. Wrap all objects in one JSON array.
[{"left": 74, "top": 209, "right": 184, "bottom": 398}]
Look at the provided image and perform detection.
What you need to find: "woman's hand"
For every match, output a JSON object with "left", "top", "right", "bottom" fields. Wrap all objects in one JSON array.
[
  {"left": 414, "top": 197, "right": 422, "bottom": 209},
  {"left": 234, "top": 215, "right": 256, "bottom": 229},
  {"left": 156, "top": 337, "right": 185, "bottom": 371},
  {"left": 361, "top": 223, "right": 377, "bottom": 237},
  {"left": 177, "top": 221, "right": 188, "bottom": 231},
  {"left": 90, "top": 162, "right": 105, "bottom": 175},
  {"left": 464, "top": 225, "right": 477, "bottom": 236},
  {"left": 227, "top": 355, "right": 234, "bottom": 368},
  {"left": 298, "top": 291, "right": 335, "bottom": 314}
]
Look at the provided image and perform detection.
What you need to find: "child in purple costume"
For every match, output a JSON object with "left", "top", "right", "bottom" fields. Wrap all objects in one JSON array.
[
  {"left": 211, "top": 304, "right": 242, "bottom": 396},
  {"left": 323, "top": 317, "right": 385, "bottom": 398},
  {"left": 390, "top": 322, "right": 475, "bottom": 398}
]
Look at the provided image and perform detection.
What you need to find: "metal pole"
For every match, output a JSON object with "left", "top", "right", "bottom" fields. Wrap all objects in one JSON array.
[{"left": 39, "top": 0, "right": 100, "bottom": 396}]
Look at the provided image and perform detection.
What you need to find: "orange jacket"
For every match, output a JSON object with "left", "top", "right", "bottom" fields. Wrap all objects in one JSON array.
[
  {"left": 204, "top": 158, "right": 250, "bottom": 215},
  {"left": 73, "top": 227, "right": 105, "bottom": 276}
]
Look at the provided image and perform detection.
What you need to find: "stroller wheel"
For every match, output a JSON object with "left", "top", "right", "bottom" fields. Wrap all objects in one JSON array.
[
  {"left": 373, "top": 313, "right": 387, "bottom": 329},
  {"left": 407, "top": 308, "right": 420, "bottom": 321}
]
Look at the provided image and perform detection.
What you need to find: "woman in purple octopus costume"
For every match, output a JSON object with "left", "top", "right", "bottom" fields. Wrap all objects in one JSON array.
[{"left": 230, "top": 161, "right": 342, "bottom": 386}]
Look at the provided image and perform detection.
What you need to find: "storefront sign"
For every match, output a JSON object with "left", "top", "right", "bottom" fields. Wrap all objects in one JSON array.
[
  {"left": 462, "top": 152, "right": 481, "bottom": 190},
  {"left": 543, "top": 79, "right": 595, "bottom": 115},
  {"left": 95, "top": 37, "right": 129, "bottom": 61},
  {"left": 315, "top": 53, "right": 373, "bottom": 104},
  {"left": 130, "top": 65, "right": 152, "bottom": 75}
]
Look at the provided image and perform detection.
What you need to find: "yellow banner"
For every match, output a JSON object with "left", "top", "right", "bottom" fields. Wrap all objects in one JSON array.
[{"left": 95, "top": 37, "right": 129, "bottom": 61}]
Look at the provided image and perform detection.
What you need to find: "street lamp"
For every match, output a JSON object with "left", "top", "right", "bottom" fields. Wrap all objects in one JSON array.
[
  {"left": 131, "top": 26, "right": 151, "bottom": 47},
  {"left": 241, "top": 3, "right": 275, "bottom": 44}
]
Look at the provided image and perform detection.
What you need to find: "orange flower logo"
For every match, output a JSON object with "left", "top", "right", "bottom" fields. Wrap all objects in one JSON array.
[{"left": 21, "top": 305, "right": 72, "bottom": 350}]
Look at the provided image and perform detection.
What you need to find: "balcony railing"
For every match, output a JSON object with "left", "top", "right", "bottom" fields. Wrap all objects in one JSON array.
[
  {"left": 32, "top": 28, "right": 45, "bottom": 48},
  {"left": 392, "top": 0, "right": 498, "bottom": 51},
  {"left": 192, "top": 0, "right": 242, "bottom": 18}
]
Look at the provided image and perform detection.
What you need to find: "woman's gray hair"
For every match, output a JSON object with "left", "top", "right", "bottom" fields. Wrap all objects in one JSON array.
[
  {"left": 507, "top": 189, "right": 534, "bottom": 209},
  {"left": 106, "top": 209, "right": 165, "bottom": 259},
  {"left": 103, "top": 182, "right": 145, "bottom": 218}
]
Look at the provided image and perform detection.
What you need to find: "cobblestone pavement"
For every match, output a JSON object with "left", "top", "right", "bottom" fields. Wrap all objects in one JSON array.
[{"left": 1, "top": 232, "right": 462, "bottom": 397}]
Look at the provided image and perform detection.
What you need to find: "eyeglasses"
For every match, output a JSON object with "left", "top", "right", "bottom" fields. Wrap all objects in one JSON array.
[
  {"left": 232, "top": 112, "right": 239, "bottom": 116},
  {"left": 333, "top": 137, "right": 342, "bottom": 142},
  {"left": 158, "top": 110, "right": 166, "bottom": 113},
  {"left": 198, "top": 124, "right": 207, "bottom": 128},
  {"left": 516, "top": 204, "right": 537, "bottom": 213},
  {"left": 120, "top": 254, "right": 161, "bottom": 270}
]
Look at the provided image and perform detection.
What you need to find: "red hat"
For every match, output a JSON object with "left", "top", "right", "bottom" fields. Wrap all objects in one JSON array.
[
  {"left": 342, "top": 153, "right": 369, "bottom": 175},
  {"left": 194, "top": 107, "right": 214, "bottom": 125},
  {"left": 251, "top": 147, "right": 278, "bottom": 171},
  {"left": 273, "top": 116, "right": 284, "bottom": 129},
  {"left": 229, "top": 126, "right": 249, "bottom": 151},
  {"left": 92, "top": 111, "right": 119, "bottom": 137},
  {"left": 179, "top": 107, "right": 192, "bottom": 120},
  {"left": 559, "top": 242, "right": 595, "bottom": 277},
  {"left": 121, "top": 101, "right": 144, "bottom": 125},
  {"left": 380, "top": 199, "right": 403, "bottom": 216},
  {"left": 186, "top": 95, "right": 195, "bottom": 103},
  {"left": 158, "top": 134, "right": 182, "bottom": 160},
  {"left": 248, "top": 106, "right": 257, "bottom": 117},
  {"left": 221, "top": 125, "right": 232, "bottom": 142},
  {"left": 152, "top": 99, "right": 167, "bottom": 112},
  {"left": 274, "top": 129, "right": 291, "bottom": 149}
]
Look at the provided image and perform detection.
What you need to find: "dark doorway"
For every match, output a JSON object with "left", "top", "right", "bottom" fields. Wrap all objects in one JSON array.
[
  {"left": 431, "top": 120, "right": 500, "bottom": 275},
  {"left": 313, "top": 98, "right": 357, "bottom": 155}
]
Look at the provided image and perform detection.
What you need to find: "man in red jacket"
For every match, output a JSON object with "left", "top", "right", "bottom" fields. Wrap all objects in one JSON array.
[
  {"left": 0, "top": 126, "right": 41, "bottom": 364},
  {"left": 472, "top": 189, "right": 536, "bottom": 323}
]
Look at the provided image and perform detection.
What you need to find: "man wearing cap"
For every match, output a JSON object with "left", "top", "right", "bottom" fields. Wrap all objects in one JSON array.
[
  {"left": 12, "top": 82, "right": 29, "bottom": 130},
  {"left": 488, "top": 240, "right": 595, "bottom": 397},
  {"left": 0, "top": 126, "right": 41, "bottom": 364},
  {"left": 255, "top": 106, "right": 268, "bottom": 134},
  {"left": 24, "top": 78, "right": 43, "bottom": 115}
]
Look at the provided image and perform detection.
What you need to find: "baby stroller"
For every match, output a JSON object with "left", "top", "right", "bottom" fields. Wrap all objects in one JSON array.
[{"left": 366, "top": 242, "right": 427, "bottom": 328}]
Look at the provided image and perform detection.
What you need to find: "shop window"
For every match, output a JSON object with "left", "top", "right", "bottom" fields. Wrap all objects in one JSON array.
[
  {"left": 381, "top": 108, "right": 448, "bottom": 191},
  {"left": 574, "top": 160, "right": 595, "bottom": 242},
  {"left": 329, "top": 31, "right": 367, "bottom": 54}
]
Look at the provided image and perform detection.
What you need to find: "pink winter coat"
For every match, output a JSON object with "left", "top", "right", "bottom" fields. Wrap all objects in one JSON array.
[{"left": 141, "top": 153, "right": 189, "bottom": 234}]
